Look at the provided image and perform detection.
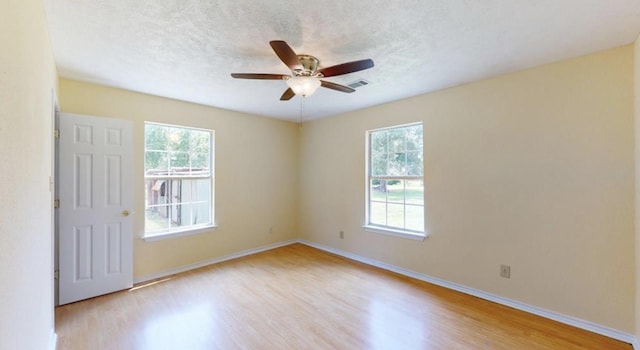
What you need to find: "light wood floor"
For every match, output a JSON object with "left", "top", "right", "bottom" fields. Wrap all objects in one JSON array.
[{"left": 56, "top": 243, "right": 632, "bottom": 350}]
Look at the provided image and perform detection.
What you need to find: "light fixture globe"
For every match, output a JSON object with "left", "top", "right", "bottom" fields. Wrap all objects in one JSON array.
[{"left": 286, "top": 76, "right": 321, "bottom": 97}]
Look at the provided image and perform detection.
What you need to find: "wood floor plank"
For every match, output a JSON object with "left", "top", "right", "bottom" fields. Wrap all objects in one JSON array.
[{"left": 55, "top": 243, "right": 632, "bottom": 350}]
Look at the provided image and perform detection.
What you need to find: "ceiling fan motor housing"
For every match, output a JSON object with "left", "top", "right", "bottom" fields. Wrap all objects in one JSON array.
[{"left": 296, "top": 55, "right": 320, "bottom": 76}]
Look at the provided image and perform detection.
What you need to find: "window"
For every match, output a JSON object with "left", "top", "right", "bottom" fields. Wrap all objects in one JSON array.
[
  {"left": 144, "top": 122, "right": 214, "bottom": 240},
  {"left": 366, "top": 123, "right": 425, "bottom": 239}
]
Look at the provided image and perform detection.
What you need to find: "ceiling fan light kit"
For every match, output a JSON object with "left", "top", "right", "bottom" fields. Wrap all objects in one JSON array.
[
  {"left": 231, "top": 40, "right": 374, "bottom": 101},
  {"left": 286, "top": 76, "right": 321, "bottom": 97}
]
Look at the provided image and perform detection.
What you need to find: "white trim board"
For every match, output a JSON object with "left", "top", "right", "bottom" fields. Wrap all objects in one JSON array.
[
  {"left": 49, "top": 329, "right": 57, "bottom": 350},
  {"left": 632, "top": 338, "right": 639, "bottom": 350},
  {"left": 133, "top": 240, "right": 297, "bottom": 284},
  {"left": 298, "top": 239, "right": 636, "bottom": 346}
]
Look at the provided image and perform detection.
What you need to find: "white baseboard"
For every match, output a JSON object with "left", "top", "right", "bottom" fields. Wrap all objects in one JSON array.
[
  {"left": 49, "top": 329, "right": 57, "bottom": 350},
  {"left": 133, "top": 240, "right": 298, "bottom": 284},
  {"left": 298, "top": 239, "right": 636, "bottom": 346},
  {"left": 632, "top": 338, "right": 640, "bottom": 350}
]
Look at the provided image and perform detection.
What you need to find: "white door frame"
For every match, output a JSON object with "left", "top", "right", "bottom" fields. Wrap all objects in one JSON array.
[{"left": 51, "top": 90, "right": 59, "bottom": 311}]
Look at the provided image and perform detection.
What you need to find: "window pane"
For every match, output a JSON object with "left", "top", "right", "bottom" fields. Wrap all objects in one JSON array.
[
  {"left": 370, "top": 179, "right": 387, "bottom": 202},
  {"left": 370, "top": 131, "right": 387, "bottom": 176},
  {"left": 386, "top": 180, "right": 405, "bottom": 204},
  {"left": 170, "top": 152, "right": 190, "bottom": 174},
  {"left": 145, "top": 179, "right": 167, "bottom": 209},
  {"left": 189, "top": 129, "right": 210, "bottom": 152},
  {"left": 145, "top": 124, "right": 168, "bottom": 151},
  {"left": 177, "top": 203, "right": 193, "bottom": 227},
  {"left": 406, "top": 205, "right": 424, "bottom": 232},
  {"left": 146, "top": 207, "right": 172, "bottom": 232},
  {"left": 387, "top": 153, "right": 406, "bottom": 176},
  {"left": 371, "top": 151, "right": 387, "bottom": 176},
  {"left": 388, "top": 130, "right": 405, "bottom": 152},
  {"left": 175, "top": 203, "right": 210, "bottom": 227},
  {"left": 145, "top": 179, "right": 172, "bottom": 231},
  {"left": 406, "top": 151, "right": 423, "bottom": 176},
  {"left": 145, "top": 151, "right": 168, "bottom": 174},
  {"left": 177, "top": 179, "right": 193, "bottom": 204},
  {"left": 193, "top": 179, "right": 211, "bottom": 203},
  {"left": 191, "top": 152, "right": 210, "bottom": 173},
  {"left": 371, "top": 131, "right": 387, "bottom": 154},
  {"left": 168, "top": 201, "right": 184, "bottom": 227},
  {"left": 387, "top": 203, "right": 405, "bottom": 228},
  {"left": 405, "top": 179, "right": 424, "bottom": 205},
  {"left": 406, "top": 125, "right": 423, "bottom": 151},
  {"left": 370, "top": 202, "right": 386, "bottom": 226},
  {"left": 168, "top": 128, "right": 189, "bottom": 153},
  {"left": 194, "top": 202, "right": 211, "bottom": 225}
]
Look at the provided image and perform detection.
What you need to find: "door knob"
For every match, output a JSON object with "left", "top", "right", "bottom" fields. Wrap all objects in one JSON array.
[{"left": 122, "top": 210, "right": 130, "bottom": 217}]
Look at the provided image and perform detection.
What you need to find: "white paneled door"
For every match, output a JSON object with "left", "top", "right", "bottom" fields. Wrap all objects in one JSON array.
[{"left": 58, "top": 113, "right": 133, "bottom": 305}]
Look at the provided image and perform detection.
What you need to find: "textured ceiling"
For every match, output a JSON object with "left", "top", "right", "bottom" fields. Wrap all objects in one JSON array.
[{"left": 44, "top": 0, "right": 640, "bottom": 122}]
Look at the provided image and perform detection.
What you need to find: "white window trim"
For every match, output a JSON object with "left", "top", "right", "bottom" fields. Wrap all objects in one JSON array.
[
  {"left": 365, "top": 122, "right": 426, "bottom": 239},
  {"left": 141, "top": 224, "right": 218, "bottom": 242},
  {"left": 363, "top": 224, "right": 427, "bottom": 241}
]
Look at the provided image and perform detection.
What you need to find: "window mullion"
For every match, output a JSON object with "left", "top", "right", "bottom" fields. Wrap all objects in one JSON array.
[
  {"left": 145, "top": 175, "right": 210, "bottom": 180},
  {"left": 370, "top": 175, "right": 422, "bottom": 180}
]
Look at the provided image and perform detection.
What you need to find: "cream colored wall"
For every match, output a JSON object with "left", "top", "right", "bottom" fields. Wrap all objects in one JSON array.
[
  {"left": 300, "top": 46, "right": 635, "bottom": 332},
  {"left": 0, "top": 0, "right": 58, "bottom": 349},
  {"left": 59, "top": 79, "right": 300, "bottom": 277}
]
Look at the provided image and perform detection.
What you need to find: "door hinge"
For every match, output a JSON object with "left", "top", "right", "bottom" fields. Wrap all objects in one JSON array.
[
  {"left": 54, "top": 199, "right": 60, "bottom": 209},
  {"left": 54, "top": 270, "right": 59, "bottom": 280},
  {"left": 54, "top": 129, "right": 60, "bottom": 139}
]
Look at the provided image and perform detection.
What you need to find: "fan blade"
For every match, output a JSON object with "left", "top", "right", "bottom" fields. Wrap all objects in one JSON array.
[
  {"left": 320, "top": 80, "right": 355, "bottom": 93},
  {"left": 280, "top": 88, "right": 295, "bottom": 101},
  {"left": 231, "top": 73, "right": 289, "bottom": 80},
  {"left": 318, "top": 59, "right": 374, "bottom": 77},
  {"left": 269, "top": 40, "right": 303, "bottom": 72}
]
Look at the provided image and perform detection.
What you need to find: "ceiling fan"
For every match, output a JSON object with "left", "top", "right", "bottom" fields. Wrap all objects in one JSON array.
[{"left": 231, "top": 40, "right": 374, "bottom": 101}]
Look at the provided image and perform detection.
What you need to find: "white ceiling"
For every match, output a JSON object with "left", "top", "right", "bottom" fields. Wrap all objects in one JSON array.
[{"left": 44, "top": 0, "right": 640, "bottom": 122}]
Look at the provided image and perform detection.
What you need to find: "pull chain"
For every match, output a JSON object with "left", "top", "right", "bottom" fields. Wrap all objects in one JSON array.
[{"left": 299, "top": 96, "right": 305, "bottom": 127}]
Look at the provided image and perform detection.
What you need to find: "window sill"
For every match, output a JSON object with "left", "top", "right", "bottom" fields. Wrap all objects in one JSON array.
[
  {"left": 363, "top": 225, "right": 427, "bottom": 241},
  {"left": 142, "top": 225, "right": 218, "bottom": 242}
]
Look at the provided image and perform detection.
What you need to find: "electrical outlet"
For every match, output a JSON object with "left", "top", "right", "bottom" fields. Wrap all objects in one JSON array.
[
  {"left": 268, "top": 227, "right": 273, "bottom": 234},
  {"left": 500, "top": 264, "right": 511, "bottom": 279},
  {"left": 339, "top": 230, "right": 344, "bottom": 239}
]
